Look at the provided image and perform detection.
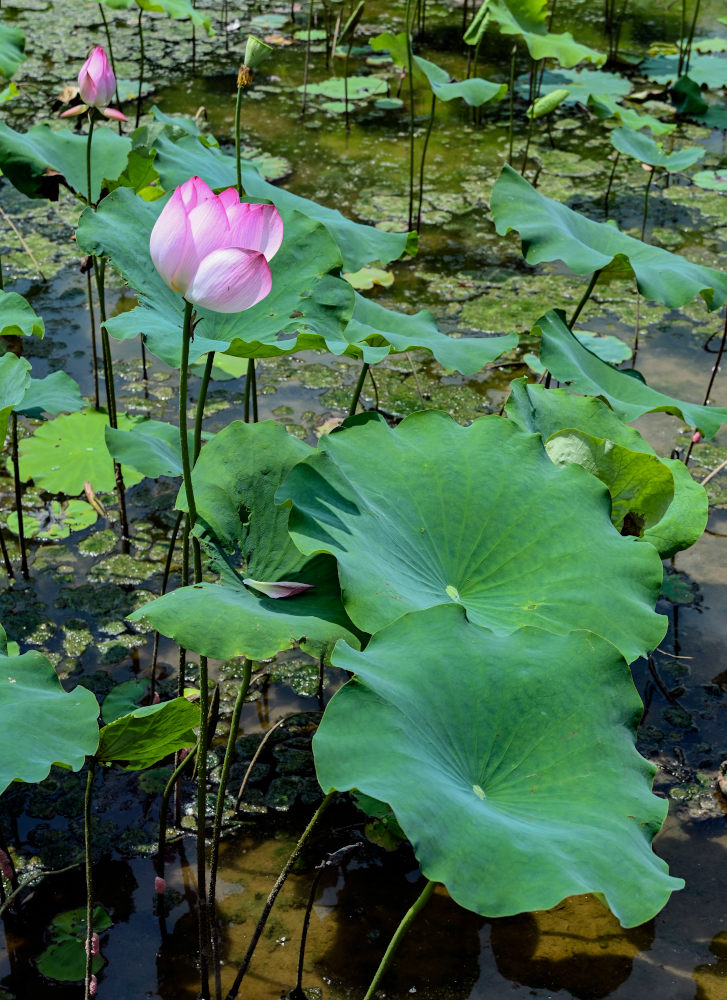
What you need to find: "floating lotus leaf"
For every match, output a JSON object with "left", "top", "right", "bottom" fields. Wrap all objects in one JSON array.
[
  {"left": 17, "top": 408, "right": 144, "bottom": 494},
  {"left": 76, "top": 188, "right": 355, "bottom": 369},
  {"left": 692, "top": 169, "right": 727, "bottom": 191},
  {"left": 314, "top": 605, "right": 682, "bottom": 927},
  {"left": 0, "top": 632, "right": 100, "bottom": 795},
  {"left": 0, "top": 122, "right": 130, "bottom": 202},
  {"left": 7, "top": 499, "right": 98, "bottom": 540},
  {"left": 505, "top": 379, "right": 708, "bottom": 558},
  {"left": 534, "top": 310, "right": 727, "bottom": 438},
  {"left": 464, "top": 0, "right": 604, "bottom": 68},
  {"left": 101, "top": 0, "right": 212, "bottom": 31},
  {"left": 587, "top": 94, "right": 675, "bottom": 135},
  {"left": 609, "top": 127, "right": 704, "bottom": 172},
  {"left": 278, "top": 410, "right": 666, "bottom": 662},
  {"left": 300, "top": 76, "right": 388, "bottom": 100},
  {"left": 152, "top": 129, "right": 413, "bottom": 270},
  {"left": 0, "top": 24, "right": 25, "bottom": 79},
  {"left": 96, "top": 698, "right": 198, "bottom": 770},
  {"left": 642, "top": 52, "right": 727, "bottom": 88},
  {"left": 36, "top": 907, "right": 111, "bottom": 982},
  {"left": 491, "top": 165, "right": 727, "bottom": 311},
  {"left": 130, "top": 421, "right": 359, "bottom": 660},
  {"left": 535, "top": 68, "right": 630, "bottom": 104},
  {"left": 0, "top": 290, "right": 44, "bottom": 338}
]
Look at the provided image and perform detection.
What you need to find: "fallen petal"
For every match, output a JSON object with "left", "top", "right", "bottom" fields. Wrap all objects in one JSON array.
[
  {"left": 101, "top": 107, "right": 128, "bottom": 122},
  {"left": 59, "top": 104, "right": 88, "bottom": 118}
]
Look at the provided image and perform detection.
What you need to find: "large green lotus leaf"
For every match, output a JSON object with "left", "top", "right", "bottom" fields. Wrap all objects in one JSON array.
[
  {"left": 314, "top": 605, "right": 682, "bottom": 927},
  {"left": 344, "top": 292, "right": 518, "bottom": 372},
  {"left": 0, "top": 290, "right": 44, "bottom": 338},
  {"left": 464, "top": 0, "right": 604, "bottom": 67},
  {"left": 96, "top": 698, "right": 197, "bottom": 770},
  {"left": 0, "top": 24, "right": 25, "bottom": 79},
  {"left": 491, "top": 165, "right": 727, "bottom": 311},
  {"left": 129, "top": 554, "right": 360, "bottom": 661},
  {"left": 544, "top": 429, "right": 674, "bottom": 536},
  {"left": 609, "top": 127, "right": 704, "bottom": 172},
  {"left": 278, "top": 410, "right": 666, "bottom": 662},
  {"left": 152, "top": 131, "right": 414, "bottom": 270},
  {"left": 505, "top": 380, "right": 708, "bottom": 557},
  {"left": 0, "top": 353, "right": 30, "bottom": 447},
  {"left": 535, "top": 310, "right": 727, "bottom": 437},
  {"left": 0, "top": 644, "right": 99, "bottom": 794},
  {"left": 17, "top": 409, "right": 144, "bottom": 494},
  {"left": 105, "top": 419, "right": 199, "bottom": 479},
  {"left": 587, "top": 94, "right": 675, "bottom": 135},
  {"left": 0, "top": 122, "right": 131, "bottom": 202},
  {"left": 138, "top": 421, "right": 359, "bottom": 659},
  {"left": 642, "top": 52, "right": 727, "bottom": 88},
  {"left": 17, "top": 372, "right": 84, "bottom": 418},
  {"left": 76, "top": 188, "right": 355, "bottom": 368}
]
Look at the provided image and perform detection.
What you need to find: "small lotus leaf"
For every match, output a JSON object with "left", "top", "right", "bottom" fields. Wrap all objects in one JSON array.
[
  {"left": 491, "top": 164, "right": 727, "bottom": 311},
  {"left": 301, "top": 76, "right": 388, "bottom": 100},
  {"left": 105, "top": 419, "right": 200, "bottom": 479},
  {"left": 533, "top": 67, "right": 630, "bottom": 104},
  {"left": 692, "top": 169, "right": 727, "bottom": 191},
  {"left": 609, "top": 127, "right": 704, "bottom": 171},
  {"left": 314, "top": 605, "right": 682, "bottom": 927},
  {"left": 0, "top": 353, "right": 30, "bottom": 447},
  {"left": 36, "top": 907, "right": 111, "bottom": 982},
  {"left": 464, "top": 0, "right": 604, "bottom": 67},
  {"left": 587, "top": 94, "right": 675, "bottom": 135},
  {"left": 278, "top": 410, "right": 666, "bottom": 662},
  {"left": 413, "top": 55, "right": 507, "bottom": 105},
  {"left": 102, "top": 678, "right": 151, "bottom": 724},
  {"left": 534, "top": 309, "right": 727, "bottom": 437},
  {"left": 0, "top": 290, "right": 44, "bottom": 338},
  {"left": 17, "top": 408, "right": 144, "bottom": 494},
  {"left": 96, "top": 698, "right": 198, "bottom": 770},
  {"left": 7, "top": 499, "right": 98, "bottom": 540},
  {"left": 0, "top": 643, "right": 99, "bottom": 794}
]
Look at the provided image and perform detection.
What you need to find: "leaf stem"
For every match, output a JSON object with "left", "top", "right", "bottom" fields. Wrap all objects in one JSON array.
[
  {"left": 362, "top": 879, "right": 436, "bottom": 1000},
  {"left": 83, "top": 759, "right": 96, "bottom": 1000},
  {"left": 349, "top": 362, "right": 370, "bottom": 416},
  {"left": 416, "top": 93, "right": 436, "bottom": 231},
  {"left": 225, "top": 790, "right": 335, "bottom": 1000},
  {"left": 405, "top": 0, "right": 416, "bottom": 231},
  {"left": 10, "top": 412, "right": 28, "bottom": 580},
  {"left": 568, "top": 268, "right": 602, "bottom": 329}
]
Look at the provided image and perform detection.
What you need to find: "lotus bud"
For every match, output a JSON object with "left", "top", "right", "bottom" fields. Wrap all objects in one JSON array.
[
  {"left": 692, "top": 431, "right": 702, "bottom": 444},
  {"left": 60, "top": 45, "right": 127, "bottom": 121}
]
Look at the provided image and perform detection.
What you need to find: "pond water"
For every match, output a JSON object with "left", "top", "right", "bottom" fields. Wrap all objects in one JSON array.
[{"left": 2, "top": 0, "right": 727, "bottom": 998}]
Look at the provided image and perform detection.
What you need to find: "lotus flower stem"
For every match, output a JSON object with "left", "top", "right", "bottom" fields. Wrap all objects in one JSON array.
[
  {"left": 179, "top": 301, "right": 200, "bottom": 562},
  {"left": 85, "top": 269, "right": 101, "bottom": 408},
  {"left": 405, "top": 0, "right": 416, "bottom": 230},
  {"left": 416, "top": 93, "right": 436, "bottom": 230},
  {"left": 362, "top": 879, "right": 436, "bottom": 1000},
  {"left": 10, "top": 414, "right": 28, "bottom": 580},
  {"left": 196, "top": 650, "right": 212, "bottom": 998},
  {"left": 235, "top": 77, "right": 245, "bottom": 196},
  {"left": 568, "top": 268, "right": 602, "bottom": 330},
  {"left": 349, "top": 362, "right": 370, "bottom": 416},
  {"left": 86, "top": 112, "right": 95, "bottom": 209},
  {"left": 210, "top": 657, "right": 252, "bottom": 1000},
  {"left": 136, "top": 7, "right": 145, "bottom": 129},
  {"left": 225, "top": 790, "right": 335, "bottom": 1000},
  {"left": 83, "top": 759, "right": 97, "bottom": 1000},
  {"left": 150, "top": 508, "right": 184, "bottom": 699}
]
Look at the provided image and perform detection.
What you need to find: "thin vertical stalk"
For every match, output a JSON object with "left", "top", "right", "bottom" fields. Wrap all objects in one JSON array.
[
  {"left": 684, "top": 0, "right": 702, "bottom": 75},
  {"left": 0, "top": 523, "right": 14, "bottom": 580},
  {"left": 416, "top": 93, "right": 436, "bottom": 230},
  {"left": 405, "top": 0, "right": 416, "bottom": 231},
  {"left": 211, "top": 659, "right": 252, "bottom": 1000},
  {"left": 157, "top": 741, "right": 197, "bottom": 882},
  {"left": 301, "top": 0, "right": 315, "bottom": 116},
  {"left": 685, "top": 310, "right": 727, "bottom": 465},
  {"left": 86, "top": 113, "right": 95, "bottom": 208},
  {"left": 85, "top": 269, "right": 101, "bottom": 408},
  {"left": 10, "top": 413, "right": 28, "bottom": 580},
  {"left": 150, "top": 508, "right": 184, "bottom": 699},
  {"left": 641, "top": 167, "right": 655, "bottom": 242},
  {"left": 568, "top": 268, "right": 602, "bottom": 329},
  {"left": 348, "top": 362, "right": 370, "bottom": 416},
  {"left": 140, "top": 337, "right": 149, "bottom": 381},
  {"left": 678, "top": 0, "right": 687, "bottom": 76},
  {"left": 234, "top": 80, "right": 245, "bottom": 196},
  {"left": 244, "top": 358, "right": 258, "bottom": 423},
  {"left": 362, "top": 880, "right": 436, "bottom": 1000},
  {"left": 225, "top": 791, "right": 335, "bottom": 1000},
  {"left": 520, "top": 109, "right": 535, "bottom": 175},
  {"left": 178, "top": 301, "right": 201, "bottom": 580},
  {"left": 507, "top": 44, "right": 516, "bottom": 165},
  {"left": 136, "top": 8, "right": 145, "bottom": 129},
  {"left": 194, "top": 352, "right": 215, "bottom": 461},
  {"left": 603, "top": 151, "right": 620, "bottom": 217},
  {"left": 344, "top": 37, "right": 354, "bottom": 133},
  {"left": 83, "top": 760, "right": 96, "bottom": 1000}
]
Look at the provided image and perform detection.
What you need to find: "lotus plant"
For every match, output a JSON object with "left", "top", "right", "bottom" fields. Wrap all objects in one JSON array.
[{"left": 150, "top": 176, "right": 282, "bottom": 997}]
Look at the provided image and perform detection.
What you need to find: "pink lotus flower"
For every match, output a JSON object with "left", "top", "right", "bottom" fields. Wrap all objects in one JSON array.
[
  {"left": 150, "top": 176, "right": 284, "bottom": 314},
  {"left": 60, "top": 46, "right": 127, "bottom": 122}
]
